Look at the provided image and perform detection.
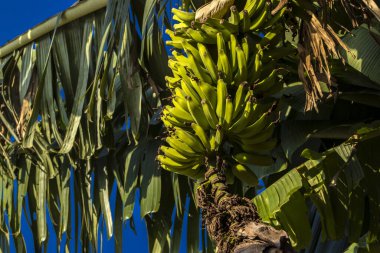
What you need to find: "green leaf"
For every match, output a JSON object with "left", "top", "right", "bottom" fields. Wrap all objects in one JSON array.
[
  {"left": 58, "top": 158, "right": 70, "bottom": 239},
  {"left": 123, "top": 144, "right": 142, "bottom": 220},
  {"left": 36, "top": 165, "right": 47, "bottom": 244},
  {"left": 275, "top": 191, "right": 312, "bottom": 249},
  {"left": 342, "top": 25, "right": 380, "bottom": 86},
  {"left": 59, "top": 19, "right": 93, "bottom": 153},
  {"left": 23, "top": 14, "right": 62, "bottom": 148},
  {"left": 140, "top": 139, "right": 161, "bottom": 217},
  {"left": 19, "top": 44, "right": 35, "bottom": 102},
  {"left": 97, "top": 159, "right": 113, "bottom": 239},
  {"left": 253, "top": 169, "right": 303, "bottom": 224},
  {"left": 338, "top": 91, "right": 380, "bottom": 108},
  {"left": 12, "top": 157, "right": 31, "bottom": 235},
  {"left": 37, "top": 36, "right": 62, "bottom": 145}
]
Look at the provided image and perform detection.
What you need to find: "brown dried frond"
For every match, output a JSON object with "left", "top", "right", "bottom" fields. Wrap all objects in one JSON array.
[
  {"left": 298, "top": 10, "right": 351, "bottom": 111},
  {"left": 16, "top": 67, "right": 37, "bottom": 138},
  {"left": 195, "top": 0, "right": 235, "bottom": 23},
  {"left": 271, "top": 0, "right": 289, "bottom": 15},
  {"left": 297, "top": 0, "right": 376, "bottom": 111},
  {"left": 362, "top": 0, "right": 380, "bottom": 21}
]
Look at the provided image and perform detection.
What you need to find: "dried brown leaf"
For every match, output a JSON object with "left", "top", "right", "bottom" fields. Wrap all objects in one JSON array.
[{"left": 195, "top": 0, "right": 235, "bottom": 23}]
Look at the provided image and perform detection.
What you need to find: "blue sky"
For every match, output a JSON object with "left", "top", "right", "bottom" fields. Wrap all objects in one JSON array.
[
  {"left": 0, "top": 1, "right": 74, "bottom": 46},
  {"left": 1, "top": 1, "right": 186, "bottom": 252}
]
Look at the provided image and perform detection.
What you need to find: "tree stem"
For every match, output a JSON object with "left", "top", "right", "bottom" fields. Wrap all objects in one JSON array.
[{"left": 196, "top": 156, "right": 293, "bottom": 253}]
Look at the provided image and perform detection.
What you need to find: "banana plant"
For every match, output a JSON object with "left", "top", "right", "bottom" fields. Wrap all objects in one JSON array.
[
  {"left": 0, "top": 0, "right": 379, "bottom": 252},
  {"left": 159, "top": 0, "right": 379, "bottom": 252}
]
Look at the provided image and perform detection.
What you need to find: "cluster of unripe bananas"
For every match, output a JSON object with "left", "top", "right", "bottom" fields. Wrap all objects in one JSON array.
[{"left": 157, "top": 0, "right": 291, "bottom": 186}]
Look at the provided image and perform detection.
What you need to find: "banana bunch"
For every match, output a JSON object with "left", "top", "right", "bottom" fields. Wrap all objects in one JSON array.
[
  {"left": 158, "top": 1, "right": 291, "bottom": 185},
  {"left": 169, "top": 0, "right": 288, "bottom": 45}
]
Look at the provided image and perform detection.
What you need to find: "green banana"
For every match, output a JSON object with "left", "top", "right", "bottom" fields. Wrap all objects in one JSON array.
[
  {"left": 248, "top": 43, "right": 263, "bottom": 83},
  {"left": 216, "top": 79, "right": 228, "bottom": 123},
  {"left": 240, "top": 122, "right": 276, "bottom": 145},
  {"left": 166, "top": 136, "right": 200, "bottom": 157},
  {"left": 162, "top": 109, "right": 187, "bottom": 128},
  {"left": 241, "top": 10, "right": 251, "bottom": 33},
  {"left": 216, "top": 31, "right": 227, "bottom": 53},
  {"left": 161, "top": 1, "right": 287, "bottom": 184},
  {"left": 172, "top": 51, "right": 190, "bottom": 66},
  {"left": 249, "top": 3, "right": 269, "bottom": 31},
  {"left": 166, "top": 76, "right": 181, "bottom": 84},
  {"left": 229, "top": 34, "right": 238, "bottom": 73},
  {"left": 200, "top": 24, "right": 219, "bottom": 40},
  {"left": 242, "top": 0, "right": 265, "bottom": 19},
  {"left": 166, "top": 105, "right": 193, "bottom": 122},
  {"left": 168, "top": 59, "right": 179, "bottom": 72},
  {"left": 223, "top": 96, "right": 234, "bottom": 129},
  {"left": 217, "top": 33, "right": 232, "bottom": 83},
  {"left": 186, "top": 97, "right": 210, "bottom": 130},
  {"left": 165, "top": 115, "right": 187, "bottom": 128},
  {"left": 173, "top": 15, "right": 187, "bottom": 24},
  {"left": 209, "top": 133, "right": 216, "bottom": 151},
  {"left": 206, "top": 18, "right": 237, "bottom": 37},
  {"left": 162, "top": 117, "right": 174, "bottom": 129},
  {"left": 181, "top": 79, "right": 201, "bottom": 104},
  {"left": 234, "top": 46, "right": 247, "bottom": 84},
  {"left": 186, "top": 28, "right": 215, "bottom": 44},
  {"left": 229, "top": 98, "right": 253, "bottom": 133},
  {"left": 172, "top": 96, "right": 188, "bottom": 112},
  {"left": 161, "top": 163, "right": 204, "bottom": 180},
  {"left": 240, "top": 138, "right": 278, "bottom": 154},
  {"left": 238, "top": 111, "right": 272, "bottom": 137},
  {"left": 233, "top": 152, "right": 274, "bottom": 166},
  {"left": 231, "top": 163, "right": 258, "bottom": 186},
  {"left": 160, "top": 146, "right": 199, "bottom": 163},
  {"left": 166, "top": 40, "right": 186, "bottom": 49},
  {"left": 173, "top": 22, "right": 190, "bottom": 30},
  {"left": 189, "top": 78, "right": 205, "bottom": 101},
  {"left": 215, "top": 125, "right": 223, "bottom": 149},
  {"left": 173, "top": 87, "right": 187, "bottom": 100},
  {"left": 198, "top": 43, "right": 218, "bottom": 82},
  {"left": 166, "top": 29, "right": 186, "bottom": 42},
  {"left": 253, "top": 69, "right": 278, "bottom": 94},
  {"left": 246, "top": 101, "right": 274, "bottom": 125},
  {"left": 172, "top": 8, "right": 195, "bottom": 22},
  {"left": 233, "top": 82, "right": 248, "bottom": 119},
  {"left": 191, "top": 123, "right": 211, "bottom": 151},
  {"left": 263, "top": 5, "right": 288, "bottom": 29},
  {"left": 201, "top": 99, "right": 219, "bottom": 129},
  {"left": 241, "top": 36, "right": 250, "bottom": 63},
  {"left": 184, "top": 49, "right": 213, "bottom": 83},
  {"left": 229, "top": 6, "right": 239, "bottom": 26},
  {"left": 175, "top": 63, "right": 193, "bottom": 85},
  {"left": 198, "top": 81, "right": 217, "bottom": 109},
  {"left": 181, "top": 40, "right": 202, "bottom": 63},
  {"left": 166, "top": 76, "right": 181, "bottom": 89},
  {"left": 157, "top": 155, "right": 197, "bottom": 169},
  {"left": 174, "top": 127, "right": 206, "bottom": 153}
]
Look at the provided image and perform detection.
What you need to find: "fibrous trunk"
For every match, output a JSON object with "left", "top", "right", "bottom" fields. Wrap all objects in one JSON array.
[{"left": 197, "top": 157, "right": 292, "bottom": 253}]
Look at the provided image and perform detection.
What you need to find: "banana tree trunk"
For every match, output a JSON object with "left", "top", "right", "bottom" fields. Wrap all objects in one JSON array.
[{"left": 197, "top": 156, "right": 293, "bottom": 253}]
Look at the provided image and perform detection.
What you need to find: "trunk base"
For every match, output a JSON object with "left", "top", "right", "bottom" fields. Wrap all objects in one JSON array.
[{"left": 197, "top": 160, "right": 293, "bottom": 253}]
